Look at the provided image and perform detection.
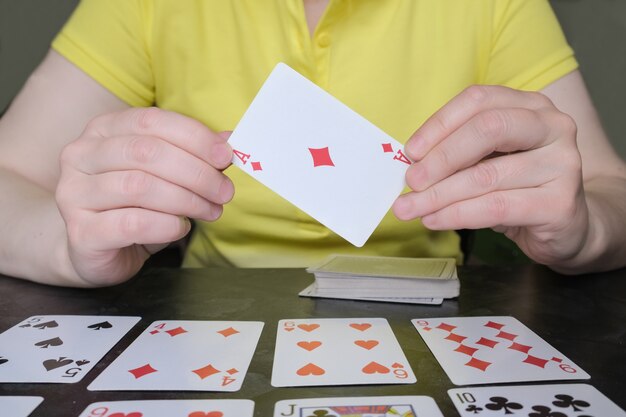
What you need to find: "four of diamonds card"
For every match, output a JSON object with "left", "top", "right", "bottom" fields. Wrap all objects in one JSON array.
[{"left": 88, "top": 320, "right": 263, "bottom": 391}]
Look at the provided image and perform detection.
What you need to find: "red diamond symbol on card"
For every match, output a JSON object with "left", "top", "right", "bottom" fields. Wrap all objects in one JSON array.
[
  {"left": 382, "top": 143, "right": 394, "bottom": 153},
  {"left": 436, "top": 322, "right": 457, "bottom": 332},
  {"left": 523, "top": 355, "right": 549, "bottom": 368},
  {"left": 484, "top": 320, "right": 505, "bottom": 330},
  {"left": 495, "top": 330, "right": 518, "bottom": 341},
  {"left": 309, "top": 147, "right": 335, "bottom": 167},
  {"left": 476, "top": 337, "right": 499, "bottom": 348},
  {"left": 465, "top": 357, "right": 491, "bottom": 371},
  {"left": 551, "top": 357, "right": 563, "bottom": 363},
  {"left": 455, "top": 344, "right": 479, "bottom": 356},
  {"left": 129, "top": 363, "right": 157, "bottom": 379},
  {"left": 149, "top": 330, "right": 159, "bottom": 335},
  {"left": 445, "top": 333, "right": 467, "bottom": 343},
  {"left": 226, "top": 368, "right": 239, "bottom": 375},
  {"left": 165, "top": 326, "right": 187, "bottom": 337},
  {"left": 251, "top": 161, "right": 262, "bottom": 171},
  {"left": 192, "top": 363, "right": 221, "bottom": 379},
  {"left": 509, "top": 342, "right": 532, "bottom": 354},
  {"left": 217, "top": 327, "right": 239, "bottom": 337}
]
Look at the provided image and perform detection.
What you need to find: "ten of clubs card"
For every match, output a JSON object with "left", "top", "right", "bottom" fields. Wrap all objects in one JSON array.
[
  {"left": 228, "top": 63, "right": 411, "bottom": 247},
  {"left": 88, "top": 320, "right": 263, "bottom": 391},
  {"left": 78, "top": 399, "right": 254, "bottom": 417},
  {"left": 271, "top": 318, "right": 416, "bottom": 387},
  {"left": 0, "top": 315, "right": 139, "bottom": 383},
  {"left": 412, "top": 316, "right": 590, "bottom": 385},
  {"left": 274, "top": 396, "right": 444, "bottom": 417},
  {"left": 449, "top": 384, "right": 625, "bottom": 416}
]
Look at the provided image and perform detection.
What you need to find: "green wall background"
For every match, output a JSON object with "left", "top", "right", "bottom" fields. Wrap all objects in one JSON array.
[{"left": 1, "top": 0, "right": 625, "bottom": 158}]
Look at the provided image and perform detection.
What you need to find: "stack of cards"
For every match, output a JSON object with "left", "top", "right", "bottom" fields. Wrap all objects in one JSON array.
[{"left": 300, "top": 254, "right": 459, "bottom": 304}]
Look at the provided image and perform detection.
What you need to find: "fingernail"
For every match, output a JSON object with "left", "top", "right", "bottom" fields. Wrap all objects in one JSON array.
[
  {"left": 393, "top": 197, "right": 413, "bottom": 220},
  {"left": 209, "top": 204, "right": 224, "bottom": 221},
  {"left": 218, "top": 177, "right": 234, "bottom": 203},
  {"left": 211, "top": 142, "right": 232, "bottom": 166},
  {"left": 406, "top": 134, "right": 424, "bottom": 160},
  {"left": 180, "top": 216, "right": 191, "bottom": 233}
]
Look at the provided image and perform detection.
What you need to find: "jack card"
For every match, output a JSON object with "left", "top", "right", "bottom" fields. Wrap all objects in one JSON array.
[
  {"left": 0, "top": 315, "right": 140, "bottom": 383},
  {"left": 412, "top": 316, "right": 590, "bottom": 385},
  {"left": 88, "top": 320, "right": 264, "bottom": 392},
  {"left": 228, "top": 63, "right": 410, "bottom": 247},
  {"left": 272, "top": 318, "right": 416, "bottom": 387},
  {"left": 274, "top": 395, "right": 443, "bottom": 417}
]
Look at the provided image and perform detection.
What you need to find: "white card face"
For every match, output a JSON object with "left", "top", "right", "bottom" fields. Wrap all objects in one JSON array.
[
  {"left": 88, "top": 320, "right": 264, "bottom": 392},
  {"left": 228, "top": 63, "right": 410, "bottom": 247},
  {"left": 412, "top": 316, "right": 590, "bottom": 385},
  {"left": 0, "top": 396, "right": 44, "bottom": 417},
  {"left": 271, "top": 318, "right": 416, "bottom": 387},
  {"left": 274, "top": 396, "right": 443, "bottom": 417},
  {"left": 0, "top": 315, "right": 140, "bottom": 383},
  {"left": 449, "top": 384, "right": 626, "bottom": 417},
  {"left": 78, "top": 399, "right": 255, "bottom": 417}
]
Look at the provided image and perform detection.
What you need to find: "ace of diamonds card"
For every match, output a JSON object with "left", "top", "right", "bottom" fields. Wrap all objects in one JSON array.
[
  {"left": 271, "top": 318, "right": 416, "bottom": 387},
  {"left": 228, "top": 63, "right": 411, "bottom": 247},
  {"left": 412, "top": 316, "right": 590, "bottom": 385},
  {"left": 88, "top": 320, "right": 263, "bottom": 392}
]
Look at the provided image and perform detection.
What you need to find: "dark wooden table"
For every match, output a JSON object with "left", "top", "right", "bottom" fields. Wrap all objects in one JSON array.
[{"left": 1, "top": 264, "right": 625, "bottom": 416}]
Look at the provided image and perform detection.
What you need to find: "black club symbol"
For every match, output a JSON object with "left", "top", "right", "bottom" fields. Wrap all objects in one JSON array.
[
  {"left": 465, "top": 404, "right": 483, "bottom": 414},
  {"left": 306, "top": 410, "right": 337, "bottom": 417},
  {"left": 529, "top": 405, "right": 568, "bottom": 417},
  {"left": 486, "top": 396, "right": 523, "bottom": 414},
  {"left": 553, "top": 394, "right": 591, "bottom": 412}
]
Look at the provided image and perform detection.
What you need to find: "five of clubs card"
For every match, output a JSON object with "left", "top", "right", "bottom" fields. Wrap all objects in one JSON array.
[{"left": 0, "top": 315, "right": 139, "bottom": 383}]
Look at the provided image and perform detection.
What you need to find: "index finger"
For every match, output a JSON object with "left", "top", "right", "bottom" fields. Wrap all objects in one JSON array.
[
  {"left": 406, "top": 85, "right": 553, "bottom": 161},
  {"left": 86, "top": 107, "right": 232, "bottom": 169}
]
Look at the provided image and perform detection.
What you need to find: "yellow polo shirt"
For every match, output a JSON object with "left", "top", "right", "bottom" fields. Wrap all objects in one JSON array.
[{"left": 52, "top": 0, "right": 577, "bottom": 268}]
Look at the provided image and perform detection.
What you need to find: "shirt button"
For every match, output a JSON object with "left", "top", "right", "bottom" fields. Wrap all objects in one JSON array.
[{"left": 317, "top": 33, "right": 331, "bottom": 48}]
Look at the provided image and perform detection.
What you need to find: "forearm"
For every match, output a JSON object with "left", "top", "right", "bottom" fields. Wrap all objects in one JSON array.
[
  {"left": 0, "top": 168, "right": 84, "bottom": 286},
  {"left": 549, "top": 175, "right": 626, "bottom": 275}
]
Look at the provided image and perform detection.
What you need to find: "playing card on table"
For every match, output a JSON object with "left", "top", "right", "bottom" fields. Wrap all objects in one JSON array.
[
  {"left": 88, "top": 320, "right": 263, "bottom": 391},
  {"left": 412, "top": 316, "right": 590, "bottom": 385},
  {"left": 274, "top": 395, "right": 443, "bottom": 417},
  {"left": 228, "top": 63, "right": 410, "bottom": 247},
  {"left": 78, "top": 399, "right": 255, "bottom": 417},
  {"left": 0, "top": 396, "right": 43, "bottom": 417},
  {"left": 0, "top": 315, "right": 139, "bottom": 383},
  {"left": 271, "top": 318, "right": 415, "bottom": 387},
  {"left": 449, "top": 384, "right": 625, "bottom": 416}
]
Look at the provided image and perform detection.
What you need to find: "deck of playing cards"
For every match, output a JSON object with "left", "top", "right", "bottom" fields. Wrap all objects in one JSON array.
[{"left": 300, "top": 254, "right": 459, "bottom": 304}]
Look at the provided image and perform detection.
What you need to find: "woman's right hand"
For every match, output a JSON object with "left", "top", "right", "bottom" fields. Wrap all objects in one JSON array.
[{"left": 55, "top": 107, "right": 233, "bottom": 286}]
